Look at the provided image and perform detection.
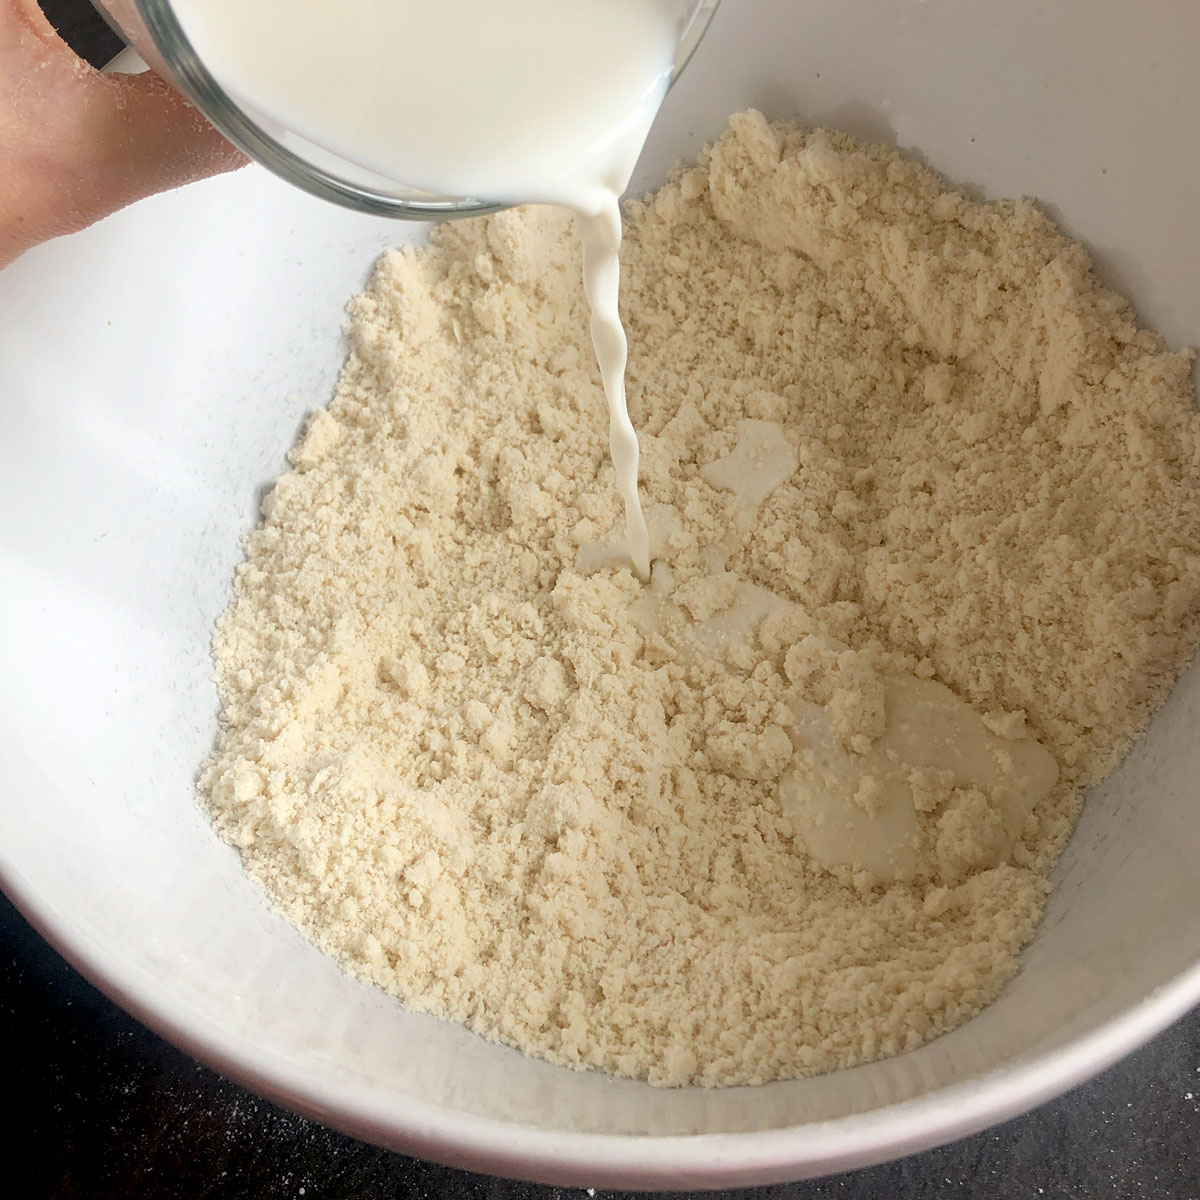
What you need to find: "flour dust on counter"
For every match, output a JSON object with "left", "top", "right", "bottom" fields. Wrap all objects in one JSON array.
[{"left": 201, "top": 112, "right": 1200, "bottom": 1087}]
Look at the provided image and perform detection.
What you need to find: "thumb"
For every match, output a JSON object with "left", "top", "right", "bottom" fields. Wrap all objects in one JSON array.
[{"left": 1, "top": 0, "right": 246, "bottom": 263}]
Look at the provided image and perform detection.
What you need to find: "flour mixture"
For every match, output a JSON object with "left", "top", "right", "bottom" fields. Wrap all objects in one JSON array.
[{"left": 202, "top": 113, "right": 1200, "bottom": 1086}]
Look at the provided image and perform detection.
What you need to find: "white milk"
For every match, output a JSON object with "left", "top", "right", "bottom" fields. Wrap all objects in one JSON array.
[{"left": 172, "top": 0, "right": 693, "bottom": 580}]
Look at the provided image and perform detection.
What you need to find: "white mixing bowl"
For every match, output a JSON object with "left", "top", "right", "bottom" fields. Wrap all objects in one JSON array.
[{"left": 2, "top": 0, "right": 1199, "bottom": 1187}]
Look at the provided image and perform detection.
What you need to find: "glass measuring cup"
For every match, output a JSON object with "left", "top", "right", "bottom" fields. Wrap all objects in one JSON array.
[{"left": 93, "top": 0, "right": 722, "bottom": 219}]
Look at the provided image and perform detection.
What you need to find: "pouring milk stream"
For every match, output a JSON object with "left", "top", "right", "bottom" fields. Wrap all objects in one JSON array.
[{"left": 171, "top": 0, "right": 700, "bottom": 580}]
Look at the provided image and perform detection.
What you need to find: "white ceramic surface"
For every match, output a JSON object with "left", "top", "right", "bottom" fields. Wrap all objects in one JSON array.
[{"left": 2, "top": 0, "right": 1199, "bottom": 1187}]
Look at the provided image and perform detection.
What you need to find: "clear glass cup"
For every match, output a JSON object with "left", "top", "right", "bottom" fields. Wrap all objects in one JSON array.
[{"left": 94, "top": 0, "right": 721, "bottom": 219}]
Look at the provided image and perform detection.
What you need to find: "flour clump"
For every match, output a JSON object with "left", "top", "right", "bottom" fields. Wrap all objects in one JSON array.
[{"left": 202, "top": 112, "right": 1200, "bottom": 1087}]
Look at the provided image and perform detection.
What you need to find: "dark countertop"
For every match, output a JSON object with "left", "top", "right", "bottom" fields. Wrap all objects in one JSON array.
[
  {"left": 4, "top": 892, "right": 1198, "bottom": 1199},
  {"left": 14, "top": 4, "right": 1199, "bottom": 1197}
]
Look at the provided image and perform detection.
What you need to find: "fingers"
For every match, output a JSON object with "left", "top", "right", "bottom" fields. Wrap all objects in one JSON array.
[{"left": 1, "top": 0, "right": 246, "bottom": 264}]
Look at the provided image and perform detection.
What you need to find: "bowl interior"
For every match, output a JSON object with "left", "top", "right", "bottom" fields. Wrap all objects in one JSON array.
[{"left": 1, "top": 0, "right": 1198, "bottom": 1188}]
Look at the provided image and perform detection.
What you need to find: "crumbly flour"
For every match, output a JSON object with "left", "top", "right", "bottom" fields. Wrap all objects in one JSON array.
[{"left": 202, "top": 112, "right": 1200, "bottom": 1086}]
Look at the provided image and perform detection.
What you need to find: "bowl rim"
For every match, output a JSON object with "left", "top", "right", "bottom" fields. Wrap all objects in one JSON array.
[{"left": 5, "top": 856, "right": 1200, "bottom": 1189}]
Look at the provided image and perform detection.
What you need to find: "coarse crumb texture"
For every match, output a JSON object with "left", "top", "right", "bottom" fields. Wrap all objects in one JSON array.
[{"left": 201, "top": 112, "right": 1200, "bottom": 1087}]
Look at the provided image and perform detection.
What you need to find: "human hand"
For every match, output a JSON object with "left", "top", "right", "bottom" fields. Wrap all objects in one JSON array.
[{"left": 1, "top": 0, "right": 245, "bottom": 268}]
